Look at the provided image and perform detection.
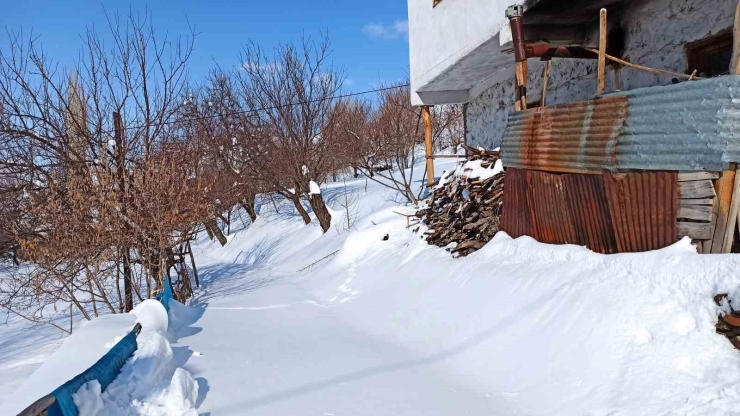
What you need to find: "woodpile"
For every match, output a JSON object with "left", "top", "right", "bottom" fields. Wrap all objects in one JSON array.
[{"left": 415, "top": 145, "right": 505, "bottom": 257}]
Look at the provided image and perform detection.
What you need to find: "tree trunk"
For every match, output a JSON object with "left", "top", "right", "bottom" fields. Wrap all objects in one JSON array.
[
  {"left": 242, "top": 194, "right": 257, "bottom": 222},
  {"left": 187, "top": 241, "right": 200, "bottom": 288},
  {"left": 204, "top": 218, "right": 228, "bottom": 246},
  {"left": 122, "top": 247, "right": 134, "bottom": 312},
  {"left": 288, "top": 192, "right": 312, "bottom": 224},
  {"left": 308, "top": 193, "right": 332, "bottom": 233}
]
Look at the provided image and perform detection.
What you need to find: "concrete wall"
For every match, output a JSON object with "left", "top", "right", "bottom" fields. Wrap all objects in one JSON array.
[
  {"left": 466, "top": 0, "right": 737, "bottom": 150},
  {"left": 407, "top": 0, "right": 512, "bottom": 105}
]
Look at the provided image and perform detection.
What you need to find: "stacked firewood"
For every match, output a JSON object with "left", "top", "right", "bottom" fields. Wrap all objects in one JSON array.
[{"left": 415, "top": 145, "right": 505, "bottom": 257}]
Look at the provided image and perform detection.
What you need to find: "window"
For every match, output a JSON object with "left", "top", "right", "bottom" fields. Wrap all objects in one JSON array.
[
  {"left": 686, "top": 30, "right": 734, "bottom": 78},
  {"left": 433, "top": 0, "right": 442, "bottom": 7}
]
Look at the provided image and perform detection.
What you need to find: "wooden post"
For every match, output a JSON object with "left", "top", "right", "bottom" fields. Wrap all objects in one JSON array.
[
  {"left": 723, "top": 164, "right": 740, "bottom": 252},
  {"left": 422, "top": 106, "right": 435, "bottom": 186},
  {"left": 731, "top": 0, "right": 740, "bottom": 74},
  {"left": 597, "top": 8, "right": 607, "bottom": 95},
  {"left": 721, "top": 4, "right": 740, "bottom": 253},
  {"left": 515, "top": 61, "right": 528, "bottom": 110},
  {"left": 710, "top": 168, "right": 737, "bottom": 253},
  {"left": 541, "top": 60, "right": 551, "bottom": 107}
]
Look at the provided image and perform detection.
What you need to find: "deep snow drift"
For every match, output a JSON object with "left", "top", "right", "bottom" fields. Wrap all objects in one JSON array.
[{"left": 3, "top": 156, "right": 740, "bottom": 415}]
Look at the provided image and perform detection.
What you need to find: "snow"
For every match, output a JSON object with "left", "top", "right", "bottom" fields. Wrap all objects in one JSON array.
[
  {"left": 4, "top": 155, "right": 740, "bottom": 415},
  {"left": 130, "top": 299, "right": 169, "bottom": 335},
  {"left": 0, "top": 299, "right": 199, "bottom": 415},
  {"left": 309, "top": 180, "right": 321, "bottom": 195}
]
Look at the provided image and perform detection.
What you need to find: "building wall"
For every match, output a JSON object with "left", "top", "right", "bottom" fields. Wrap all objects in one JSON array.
[
  {"left": 407, "top": 0, "right": 513, "bottom": 105},
  {"left": 466, "top": 0, "right": 737, "bottom": 150}
]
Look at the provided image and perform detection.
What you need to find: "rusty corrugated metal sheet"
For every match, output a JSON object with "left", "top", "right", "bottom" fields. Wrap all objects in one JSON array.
[
  {"left": 506, "top": 97, "right": 628, "bottom": 174},
  {"left": 602, "top": 171, "right": 678, "bottom": 252},
  {"left": 563, "top": 174, "right": 618, "bottom": 254},
  {"left": 500, "top": 168, "right": 534, "bottom": 238},
  {"left": 501, "top": 76, "right": 740, "bottom": 173},
  {"left": 526, "top": 170, "right": 578, "bottom": 244},
  {"left": 501, "top": 169, "right": 677, "bottom": 253}
]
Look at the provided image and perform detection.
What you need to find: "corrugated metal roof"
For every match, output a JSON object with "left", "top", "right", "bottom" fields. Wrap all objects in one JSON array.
[{"left": 501, "top": 76, "right": 740, "bottom": 173}]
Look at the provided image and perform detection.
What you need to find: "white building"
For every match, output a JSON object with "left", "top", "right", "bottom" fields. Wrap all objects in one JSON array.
[{"left": 408, "top": 0, "right": 737, "bottom": 149}]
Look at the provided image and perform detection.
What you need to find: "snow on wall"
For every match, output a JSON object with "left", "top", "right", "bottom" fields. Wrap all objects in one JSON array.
[{"left": 466, "top": 0, "right": 737, "bottom": 150}]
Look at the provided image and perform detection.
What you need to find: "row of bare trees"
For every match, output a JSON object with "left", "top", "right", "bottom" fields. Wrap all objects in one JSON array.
[{"left": 0, "top": 14, "right": 463, "bottom": 332}]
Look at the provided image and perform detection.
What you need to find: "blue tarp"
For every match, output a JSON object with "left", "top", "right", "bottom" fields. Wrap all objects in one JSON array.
[
  {"left": 46, "top": 324, "right": 140, "bottom": 416},
  {"left": 156, "top": 275, "right": 174, "bottom": 312}
]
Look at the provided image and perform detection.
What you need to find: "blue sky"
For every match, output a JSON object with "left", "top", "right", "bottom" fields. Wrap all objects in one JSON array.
[{"left": 0, "top": 0, "right": 410, "bottom": 93}]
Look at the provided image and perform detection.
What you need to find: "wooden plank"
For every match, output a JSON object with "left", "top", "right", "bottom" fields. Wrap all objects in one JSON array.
[
  {"left": 679, "top": 180, "right": 716, "bottom": 199},
  {"left": 679, "top": 198, "right": 714, "bottom": 206},
  {"left": 703, "top": 193, "right": 721, "bottom": 253},
  {"left": 541, "top": 60, "right": 551, "bottom": 106},
  {"left": 723, "top": 163, "right": 740, "bottom": 251},
  {"left": 678, "top": 221, "right": 712, "bottom": 240},
  {"left": 678, "top": 205, "right": 712, "bottom": 221},
  {"left": 597, "top": 8, "right": 607, "bottom": 95},
  {"left": 677, "top": 172, "right": 720, "bottom": 182},
  {"left": 710, "top": 168, "right": 737, "bottom": 253}
]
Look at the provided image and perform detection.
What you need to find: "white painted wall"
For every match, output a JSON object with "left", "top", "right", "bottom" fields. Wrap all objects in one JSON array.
[
  {"left": 466, "top": 0, "right": 737, "bottom": 149},
  {"left": 407, "top": 0, "right": 513, "bottom": 105}
]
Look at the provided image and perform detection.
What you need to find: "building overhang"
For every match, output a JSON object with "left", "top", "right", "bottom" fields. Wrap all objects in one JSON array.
[{"left": 410, "top": 0, "right": 627, "bottom": 106}]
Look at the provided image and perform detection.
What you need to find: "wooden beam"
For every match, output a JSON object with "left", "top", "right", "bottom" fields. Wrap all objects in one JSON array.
[
  {"left": 422, "top": 106, "right": 435, "bottom": 187},
  {"left": 541, "top": 60, "right": 551, "bottom": 106},
  {"left": 515, "top": 61, "right": 528, "bottom": 111},
  {"left": 710, "top": 167, "right": 737, "bottom": 253},
  {"left": 732, "top": 0, "right": 740, "bottom": 75},
  {"left": 723, "top": 163, "right": 740, "bottom": 252},
  {"left": 586, "top": 48, "right": 702, "bottom": 80},
  {"left": 597, "top": 8, "right": 607, "bottom": 95}
]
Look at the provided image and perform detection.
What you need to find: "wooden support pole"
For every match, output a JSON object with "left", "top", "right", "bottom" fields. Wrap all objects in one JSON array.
[
  {"left": 541, "top": 60, "right": 551, "bottom": 107},
  {"left": 597, "top": 8, "right": 607, "bottom": 95},
  {"left": 710, "top": 167, "right": 737, "bottom": 253},
  {"left": 721, "top": 3, "right": 740, "bottom": 253},
  {"left": 422, "top": 106, "right": 435, "bottom": 186},
  {"left": 732, "top": 0, "right": 740, "bottom": 74},
  {"left": 723, "top": 163, "right": 740, "bottom": 252},
  {"left": 515, "top": 60, "right": 528, "bottom": 111}
]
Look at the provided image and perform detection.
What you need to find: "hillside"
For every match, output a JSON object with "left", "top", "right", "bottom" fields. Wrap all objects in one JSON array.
[{"left": 4, "top": 157, "right": 740, "bottom": 415}]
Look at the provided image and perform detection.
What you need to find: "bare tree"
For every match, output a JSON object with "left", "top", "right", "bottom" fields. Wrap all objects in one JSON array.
[{"left": 235, "top": 34, "right": 342, "bottom": 232}]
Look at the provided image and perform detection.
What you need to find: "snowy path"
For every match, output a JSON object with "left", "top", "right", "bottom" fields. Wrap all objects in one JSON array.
[{"left": 177, "top": 265, "right": 496, "bottom": 416}]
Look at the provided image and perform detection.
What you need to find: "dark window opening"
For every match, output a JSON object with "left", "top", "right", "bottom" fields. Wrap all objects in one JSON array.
[{"left": 686, "top": 30, "right": 733, "bottom": 78}]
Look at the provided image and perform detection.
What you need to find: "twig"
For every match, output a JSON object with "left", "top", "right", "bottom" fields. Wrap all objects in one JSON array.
[{"left": 296, "top": 250, "right": 340, "bottom": 273}]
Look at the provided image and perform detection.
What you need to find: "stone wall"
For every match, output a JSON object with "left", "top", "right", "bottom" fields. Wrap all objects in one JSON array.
[{"left": 466, "top": 0, "right": 736, "bottom": 150}]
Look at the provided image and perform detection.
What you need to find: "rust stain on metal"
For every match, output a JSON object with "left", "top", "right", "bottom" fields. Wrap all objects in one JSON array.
[
  {"left": 527, "top": 170, "right": 577, "bottom": 244},
  {"left": 501, "top": 168, "right": 677, "bottom": 253},
  {"left": 563, "top": 174, "right": 617, "bottom": 254},
  {"left": 603, "top": 171, "right": 678, "bottom": 252},
  {"left": 510, "top": 96, "right": 628, "bottom": 174},
  {"left": 500, "top": 168, "right": 534, "bottom": 239}
]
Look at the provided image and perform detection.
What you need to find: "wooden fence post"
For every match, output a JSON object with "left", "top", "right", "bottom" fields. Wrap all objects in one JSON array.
[
  {"left": 422, "top": 106, "right": 435, "bottom": 186},
  {"left": 597, "top": 8, "right": 607, "bottom": 95}
]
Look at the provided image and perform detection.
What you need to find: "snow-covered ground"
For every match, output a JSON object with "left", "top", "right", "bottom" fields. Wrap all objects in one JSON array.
[{"left": 4, "top": 156, "right": 740, "bottom": 415}]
